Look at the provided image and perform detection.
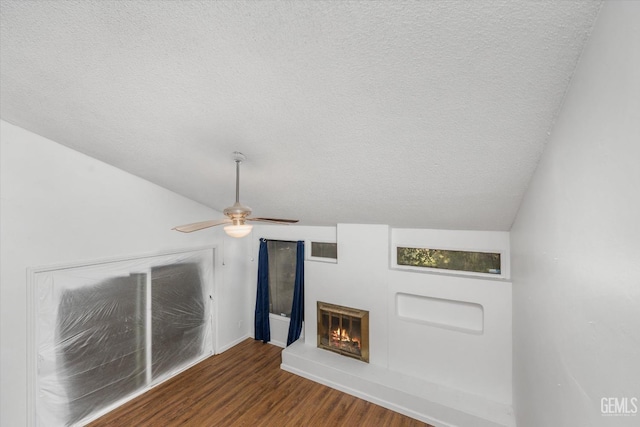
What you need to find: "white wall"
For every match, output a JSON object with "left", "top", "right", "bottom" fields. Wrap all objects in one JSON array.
[
  {"left": 390, "top": 228, "right": 512, "bottom": 404},
  {"left": 305, "top": 224, "right": 391, "bottom": 366},
  {"left": 0, "top": 121, "right": 245, "bottom": 426},
  {"left": 510, "top": 2, "right": 640, "bottom": 426},
  {"left": 273, "top": 223, "right": 513, "bottom": 425},
  {"left": 215, "top": 230, "right": 254, "bottom": 352}
]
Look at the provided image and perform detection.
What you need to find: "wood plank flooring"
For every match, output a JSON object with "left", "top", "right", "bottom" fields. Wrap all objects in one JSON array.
[{"left": 89, "top": 338, "right": 431, "bottom": 427}]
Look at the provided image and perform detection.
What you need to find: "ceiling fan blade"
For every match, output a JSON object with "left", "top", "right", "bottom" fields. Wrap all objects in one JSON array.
[
  {"left": 172, "top": 218, "right": 232, "bottom": 233},
  {"left": 247, "top": 217, "right": 299, "bottom": 224}
]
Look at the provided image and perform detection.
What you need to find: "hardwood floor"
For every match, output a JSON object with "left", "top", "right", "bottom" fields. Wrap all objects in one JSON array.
[{"left": 89, "top": 338, "right": 431, "bottom": 427}]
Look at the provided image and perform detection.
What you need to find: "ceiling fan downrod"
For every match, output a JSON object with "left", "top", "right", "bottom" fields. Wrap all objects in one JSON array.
[
  {"left": 223, "top": 152, "right": 252, "bottom": 221},
  {"left": 233, "top": 151, "right": 246, "bottom": 203}
]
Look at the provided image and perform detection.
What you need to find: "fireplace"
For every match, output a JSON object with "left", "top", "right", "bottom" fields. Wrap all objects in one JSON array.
[{"left": 317, "top": 302, "right": 369, "bottom": 363}]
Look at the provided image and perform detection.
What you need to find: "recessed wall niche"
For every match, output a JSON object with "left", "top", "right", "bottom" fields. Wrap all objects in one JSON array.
[{"left": 395, "top": 293, "right": 484, "bottom": 334}]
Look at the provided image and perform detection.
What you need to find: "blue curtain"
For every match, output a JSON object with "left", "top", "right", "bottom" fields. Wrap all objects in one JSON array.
[
  {"left": 287, "top": 241, "right": 305, "bottom": 346},
  {"left": 254, "top": 238, "right": 270, "bottom": 343}
]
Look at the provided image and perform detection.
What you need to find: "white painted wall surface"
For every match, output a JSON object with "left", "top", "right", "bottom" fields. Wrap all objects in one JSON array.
[
  {"left": 280, "top": 223, "right": 513, "bottom": 424},
  {"left": 306, "top": 224, "right": 391, "bottom": 366},
  {"left": 0, "top": 121, "right": 242, "bottom": 426},
  {"left": 387, "top": 271, "right": 512, "bottom": 405},
  {"left": 388, "top": 229, "right": 512, "bottom": 404},
  {"left": 510, "top": 2, "right": 640, "bottom": 426},
  {"left": 214, "top": 231, "right": 254, "bottom": 352}
]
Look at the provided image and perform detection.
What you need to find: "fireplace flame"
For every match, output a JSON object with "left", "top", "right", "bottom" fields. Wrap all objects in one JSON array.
[{"left": 331, "top": 328, "right": 360, "bottom": 349}]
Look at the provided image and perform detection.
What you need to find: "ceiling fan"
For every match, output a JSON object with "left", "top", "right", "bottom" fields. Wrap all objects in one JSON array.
[{"left": 173, "top": 152, "right": 299, "bottom": 237}]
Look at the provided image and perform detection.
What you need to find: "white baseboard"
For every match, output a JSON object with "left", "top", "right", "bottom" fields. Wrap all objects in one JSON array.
[{"left": 217, "top": 334, "right": 251, "bottom": 354}]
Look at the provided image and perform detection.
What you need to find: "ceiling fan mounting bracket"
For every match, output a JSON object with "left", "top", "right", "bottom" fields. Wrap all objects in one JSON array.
[{"left": 232, "top": 151, "right": 246, "bottom": 163}]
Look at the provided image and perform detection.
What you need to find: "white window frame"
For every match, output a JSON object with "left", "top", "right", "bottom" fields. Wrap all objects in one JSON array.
[
  {"left": 306, "top": 240, "right": 338, "bottom": 263},
  {"left": 391, "top": 229, "right": 510, "bottom": 280}
]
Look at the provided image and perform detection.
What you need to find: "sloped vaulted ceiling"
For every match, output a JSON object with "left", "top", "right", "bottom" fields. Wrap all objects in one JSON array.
[{"left": 0, "top": 0, "right": 602, "bottom": 230}]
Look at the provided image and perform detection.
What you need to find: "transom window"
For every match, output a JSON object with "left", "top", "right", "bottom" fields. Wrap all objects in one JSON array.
[
  {"left": 397, "top": 247, "right": 501, "bottom": 275},
  {"left": 310, "top": 241, "right": 337, "bottom": 259}
]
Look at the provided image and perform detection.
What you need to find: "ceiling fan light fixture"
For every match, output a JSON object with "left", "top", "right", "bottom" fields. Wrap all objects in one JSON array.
[{"left": 224, "top": 223, "right": 253, "bottom": 238}]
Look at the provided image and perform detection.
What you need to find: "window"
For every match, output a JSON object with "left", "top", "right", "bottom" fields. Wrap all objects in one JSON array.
[
  {"left": 310, "top": 241, "right": 337, "bottom": 260},
  {"left": 396, "top": 247, "right": 501, "bottom": 275},
  {"left": 267, "top": 240, "right": 297, "bottom": 317},
  {"left": 33, "top": 249, "right": 213, "bottom": 426}
]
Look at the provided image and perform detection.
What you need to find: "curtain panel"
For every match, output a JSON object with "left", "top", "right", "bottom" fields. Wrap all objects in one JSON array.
[
  {"left": 287, "top": 241, "right": 305, "bottom": 346},
  {"left": 254, "top": 238, "right": 271, "bottom": 343}
]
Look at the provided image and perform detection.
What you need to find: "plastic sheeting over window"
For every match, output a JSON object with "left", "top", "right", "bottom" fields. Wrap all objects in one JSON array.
[{"left": 33, "top": 249, "right": 214, "bottom": 426}]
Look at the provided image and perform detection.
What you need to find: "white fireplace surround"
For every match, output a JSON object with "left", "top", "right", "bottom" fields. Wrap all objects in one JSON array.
[{"left": 256, "top": 224, "right": 513, "bottom": 427}]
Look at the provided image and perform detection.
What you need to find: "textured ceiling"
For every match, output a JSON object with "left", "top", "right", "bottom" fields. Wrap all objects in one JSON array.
[{"left": 0, "top": 0, "right": 602, "bottom": 230}]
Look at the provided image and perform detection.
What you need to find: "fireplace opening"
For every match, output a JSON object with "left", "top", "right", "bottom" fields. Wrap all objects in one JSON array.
[{"left": 317, "top": 302, "right": 369, "bottom": 363}]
